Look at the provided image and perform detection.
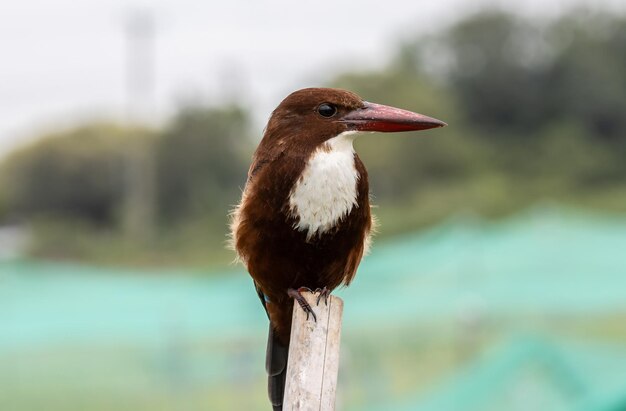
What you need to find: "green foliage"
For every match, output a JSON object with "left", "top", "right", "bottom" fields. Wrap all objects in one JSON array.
[
  {"left": 156, "top": 105, "right": 251, "bottom": 223},
  {"left": 427, "top": 10, "right": 626, "bottom": 145},
  {"left": 0, "top": 124, "right": 151, "bottom": 224},
  {"left": 545, "top": 13, "right": 626, "bottom": 141},
  {"left": 437, "top": 12, "right": 549, "bottom": 133},
  {"left": 0, "top": 107, "right": 252, "bottom": 266}
]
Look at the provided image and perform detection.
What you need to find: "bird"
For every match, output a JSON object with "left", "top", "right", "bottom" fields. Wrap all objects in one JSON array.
[{"left": 230, "top": 88, "right": 445, "bottom": 410}]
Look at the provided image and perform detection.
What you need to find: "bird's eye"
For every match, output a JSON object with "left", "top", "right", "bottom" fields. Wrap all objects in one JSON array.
[{"left": 317, "top": 103, "right": 337, "bottom": 118}]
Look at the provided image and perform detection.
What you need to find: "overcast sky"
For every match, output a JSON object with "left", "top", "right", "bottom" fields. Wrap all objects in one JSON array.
[{"left": 0, "top": 0, "right": 623, "bottom": 156}]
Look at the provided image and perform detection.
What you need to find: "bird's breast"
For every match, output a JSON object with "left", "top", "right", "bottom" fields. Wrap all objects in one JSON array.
[{"left": 287, "top": 132, "right": 359, "bottom": 240}]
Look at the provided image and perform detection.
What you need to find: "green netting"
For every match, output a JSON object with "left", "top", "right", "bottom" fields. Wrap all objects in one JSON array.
[
  {"left": 2, "top": 207, "right": 625, "bottom": 347},
  {"left": 1, "top": 207, "right": 625, "bottom": 410},
  {"left": 361, "top": 337, "right": 626, "bottom": 411}
]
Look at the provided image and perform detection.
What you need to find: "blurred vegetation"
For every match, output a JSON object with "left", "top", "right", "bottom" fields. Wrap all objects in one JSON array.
[
  {"left": 156, "top": 105, "right": 250, "bottom": 224},
  {"left": 0, "top": 10, "right": 624, "bottom": 267},
  {"left": 0, "top": 124, "right": 139, "bottom": 224}
]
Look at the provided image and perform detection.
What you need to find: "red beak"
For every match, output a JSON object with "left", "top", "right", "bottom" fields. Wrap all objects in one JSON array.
[{"left": 339, "top": 102, "right": 446, "bottom": 133}]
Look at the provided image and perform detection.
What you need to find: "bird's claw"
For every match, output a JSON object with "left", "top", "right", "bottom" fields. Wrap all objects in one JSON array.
[
  {"left": 314, "top": 287, "right": 331, "bottom": 306},
  {"left": 287, "top": 287, "right": 317, "bottom": 322}
]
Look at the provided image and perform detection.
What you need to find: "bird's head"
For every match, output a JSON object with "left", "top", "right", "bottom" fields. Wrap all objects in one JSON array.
[{"left": 263, "top": 88, "right": 446, "bottom": 152}]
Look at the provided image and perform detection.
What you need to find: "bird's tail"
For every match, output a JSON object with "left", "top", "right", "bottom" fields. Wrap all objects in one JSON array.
[{"left": 266, "top": 325, "right": 288, "bottom": 411}]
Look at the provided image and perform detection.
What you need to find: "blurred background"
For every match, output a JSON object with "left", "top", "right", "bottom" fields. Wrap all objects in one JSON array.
[{"left": 1, "top": 0, "right": 626, "bottom": 410}]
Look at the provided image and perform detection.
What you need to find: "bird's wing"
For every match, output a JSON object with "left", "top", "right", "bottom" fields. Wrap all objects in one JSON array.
[
  {"left": 254, "top": 280, "right": 270, "bottom": 320},
  {"left": 247, "top": 159, "right": 269, "bottom": 183},
  {"left": 247, "top": 146, "right": 286, "bottom": 184},
  {"left": 247, "top": 159, "right": 268, "bottom": 182}
]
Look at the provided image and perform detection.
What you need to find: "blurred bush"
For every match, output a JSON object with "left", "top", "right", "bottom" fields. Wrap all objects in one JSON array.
[
  {"left": 156, "top": 105, "right": 250, "bottom": 224},
  {"left": 0, "top": 124, "right": 146, "bottom": 224},
  {"left": 0, "top": 9, "right": 624, "bottom": 266},
  {"left": 0, "top": 106, "right": 252, "bottom": 265}
]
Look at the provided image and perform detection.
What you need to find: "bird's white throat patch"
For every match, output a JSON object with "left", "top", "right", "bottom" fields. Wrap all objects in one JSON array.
[{"left": 288, "top": 131, "right": 359, "bottom": 240}]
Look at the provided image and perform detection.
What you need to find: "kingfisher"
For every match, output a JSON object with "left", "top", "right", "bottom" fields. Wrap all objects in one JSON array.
[{"left": 231, "top": 88, "right": 446, "bottom": 410}]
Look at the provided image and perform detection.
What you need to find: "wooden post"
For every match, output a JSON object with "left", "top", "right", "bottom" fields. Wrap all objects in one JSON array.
[{"left": 283, "top": 292, "right": 344, "bottom": 411}]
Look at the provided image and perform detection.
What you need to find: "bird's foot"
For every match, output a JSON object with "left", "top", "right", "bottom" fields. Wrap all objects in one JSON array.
[
  {"left": 287, "top": 287, "right": 317, "bottom": 322},
  {"left": 314, "top": 287, "right": 331, "bottom": 306}
]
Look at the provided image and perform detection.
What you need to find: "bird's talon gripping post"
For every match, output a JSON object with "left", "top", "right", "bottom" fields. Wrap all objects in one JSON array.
[
  {"left": 287, "top": 288, "right": 317, "bottom": 322},
  {"left": 315, "top": 287, "right": 331, "bottom": 306}
]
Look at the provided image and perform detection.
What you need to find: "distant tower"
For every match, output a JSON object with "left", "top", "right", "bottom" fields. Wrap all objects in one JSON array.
[
  {"left": 125, "top": 9, "right": 156, "bottom": 122},
  {"left": 122, "top": 9, "right": 156, "bottom": 241}
]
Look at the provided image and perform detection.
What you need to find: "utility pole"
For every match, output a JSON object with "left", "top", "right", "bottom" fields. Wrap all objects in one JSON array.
[
  {"left": 125, "top": 9, "right": 156, "bottom": 121},
  {"left": 123, "top": 9, "right": 156, "bottom": 241}
]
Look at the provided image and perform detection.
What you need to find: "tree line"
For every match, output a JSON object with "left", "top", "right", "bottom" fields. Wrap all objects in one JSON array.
[{"left": 0, "top": 10, "right": 624, "bottom": 265}]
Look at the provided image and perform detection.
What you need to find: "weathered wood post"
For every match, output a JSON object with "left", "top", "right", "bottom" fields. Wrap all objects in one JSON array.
[{"left": 283, "top": 291, "right": 344, "bottom": 411}]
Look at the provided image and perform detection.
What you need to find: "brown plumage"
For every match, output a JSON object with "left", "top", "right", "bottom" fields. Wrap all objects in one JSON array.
[{"left": 230, "top": 88, "right": 445, "bottom": 410}]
